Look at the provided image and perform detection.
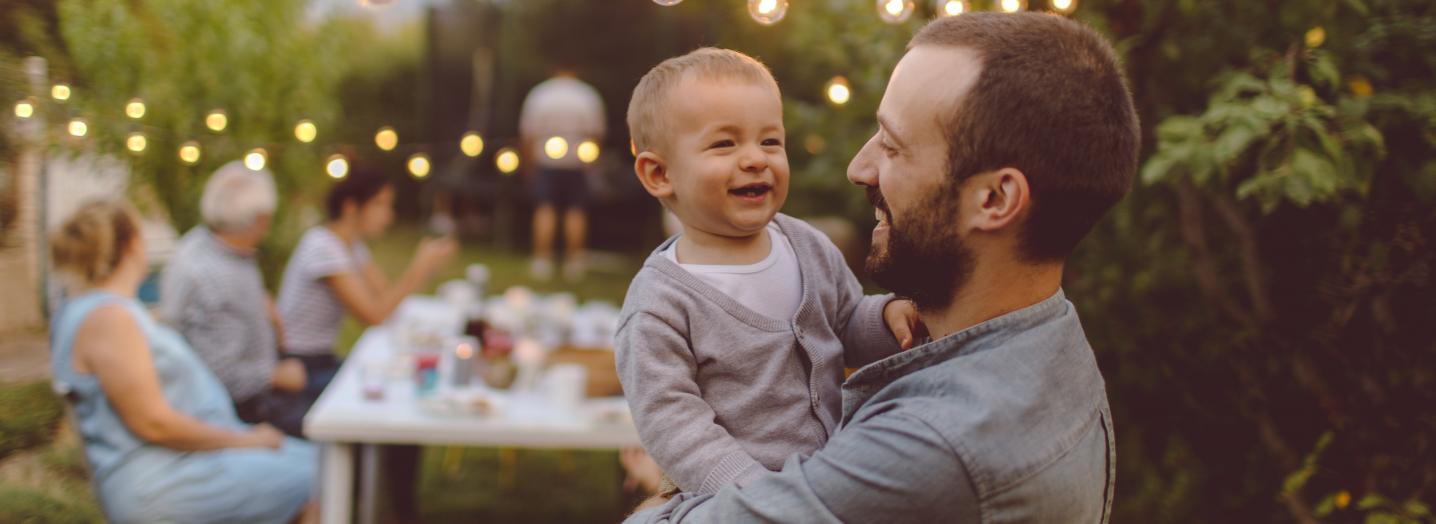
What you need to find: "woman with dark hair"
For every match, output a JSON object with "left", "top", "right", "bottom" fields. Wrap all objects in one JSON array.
[
  {"left": 276, "top": 168, "right": 454, "bottom": 522},
  {"left": 276, "top": 168, "right": 456, "bottom": 394}
]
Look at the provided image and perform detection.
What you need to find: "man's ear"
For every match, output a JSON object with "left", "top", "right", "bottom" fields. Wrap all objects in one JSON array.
[
  {"left": 635, "top": 152, "right": 674, "bottom": 199},
  {"left": 965, "top": 167, "right": 1030, "bottom": 233}
]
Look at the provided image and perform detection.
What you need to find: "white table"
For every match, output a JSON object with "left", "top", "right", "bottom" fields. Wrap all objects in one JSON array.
[{"left": 303, "top": 298, "right": 640, "bottom": 524}]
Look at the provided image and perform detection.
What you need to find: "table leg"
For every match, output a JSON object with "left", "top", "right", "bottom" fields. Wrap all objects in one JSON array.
[
  {"left": 359, "top": 444, "right": 381, "bottom": 524},
  {"left": 321, "top": 443, "right": 353, "bottom": 524}
]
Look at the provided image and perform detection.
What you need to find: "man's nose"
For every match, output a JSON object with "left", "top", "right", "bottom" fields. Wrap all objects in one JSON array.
[{"left": 848, "top": 134, "right": 880, "bottom": 186}]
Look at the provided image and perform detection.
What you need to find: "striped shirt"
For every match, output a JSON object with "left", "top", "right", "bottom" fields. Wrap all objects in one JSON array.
[
  {"left": 276, "top": 226, "right": 371, "bottom": 355},
  {"left": 158, "top": 227, "right": 277, "bottom": 403}
]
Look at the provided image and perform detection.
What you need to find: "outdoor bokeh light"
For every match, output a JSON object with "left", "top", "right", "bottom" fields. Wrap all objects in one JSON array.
[
  {"left": 460, "top": 131, "right": 484, "bottom": 157},
  {"left": 125, "top": 98, "right": 145, "bottom": 119},
  {"left": 294, "top": 119, "right": 318, "bottom": 143},
  {"left": 205, "top": 110, "right": 227, "bottom": 132},
  {"left": 374, "top": 126, "right": 398, "bottom": 151}
]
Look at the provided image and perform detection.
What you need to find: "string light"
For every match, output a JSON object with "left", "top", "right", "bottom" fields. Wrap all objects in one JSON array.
[
  {"left": 496, "top": 148, "right": 520, "bottom": 174},
  {"left": 935, "top": 0, "right": 969, "bottom": 16},
  {"left": 51, "top": 84, "right": 71, "bottom": 101},
  {"left": 205, "top": 110, "right": 228, "bottom": 132},
  {"left": 877, "top": 0, "right": 915, "bottom": 24},
  {"left": 407, "top": 153, "right": 431, "bottom": 178},
  {"left": 461, "top": 132, "right": 484, "bottom": 157},
  {"left": 67, "top": 118, "right": 88, "bottom": 137},
  {"left": 577, "top": 140, "right": 600, "bottom": 164},
  {"left": 375, "top": 126, "right": 398, "bottom": 151},
  {"left": 244, "top": 148, "right": 268, "bottom": 171},
  {"left": 295, "top": 119, "right": 318, "bottom": 143},
  {"left": 748, "top": 0, "right": 788, "bottom": 25},
  {"left": 999, "top": 0, "right": 1027, "bottom": 12},
  {"left": 13, "top": 99, "right": 34, "bottom": 119},
  {"left": 826, "top": 77, "right": 852, "bottom": 106},
  {"left": 179, "top": 141, "right": 202, "bottom": 165},
  {"left": 125, "top": 99, "right": 146, "bottom": 119},
  {"left": 544, "top": 136, "right": 569, "bottom": 160},
  {"left": 1051, "top": 0, "right": 1076, "bottom": 13},
  {"left": 326, "top": 154, "right": 349, "bottom": 179},
  {"left": 126, "top": 132, "right": 147, "bottom": 153}
]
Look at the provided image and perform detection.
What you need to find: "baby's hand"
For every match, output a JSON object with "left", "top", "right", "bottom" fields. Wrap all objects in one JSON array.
[{"left": 883, "top": 299, "right": 927, "bottom": 350}]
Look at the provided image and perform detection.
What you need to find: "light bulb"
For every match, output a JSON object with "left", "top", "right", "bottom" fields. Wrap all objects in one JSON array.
[
  {"left": 205, "top": 110, "right": 228, "bottom": 132},
  {"left": 13, "top": 100, "right": 34, "bottom": 119},
  {"left": 999, "top": 0, "right": 1027, "bottom": 12},
  {"left": 877, "top": 0, "right": 915, "bottom": 23},
  {"left": 67, "top": 118, "right": 87, "bottom": 137},
  {"left": 126, "top": 133, "right": 147, "bottom": 153},
  {"left": 375, "top": 127, "right": 398, "bottom": 151},
  {"left": 326, "top": 154, "right": 349, "bottom": 179},
  {"left": 496, "top": 148, "right": 520, "bottom": 174},
  {"left": 244, "top": 149, "right": 268, "bottom": 171},
  {"left": 407, "top": 154, "right": 431, "bottom": 178},
  {"left": 125, "top": 99, "right": 146, "bottom": 119},
  {"left": 577, "top": 140, "right": 600, "bottom": 164},
  {"left": 935, "top": 0, "right": 969, "bottom": 16},
  {"left": 295, "top": 120, "right": 318, "bottom": 143},
  {"left": 748, "top": 0, "right": 788, "bottom": 25},
  {"left": 179, "top": 142, "right": 202, "bottom": 165},
  {"left": 51, "top": 84, "right": 71, "bottom": 101},
  {"left": 826, "top": 77, "right": 852, "bottom": 106},
  {"left": 544, "top": 136, "right": 569, "bottom": 160},
  {"left": 461, "top": 132, "right": 484, "bottom": 157},
  {"left": 1051, "top": 0, "right": 1076, "bottom": 13}
]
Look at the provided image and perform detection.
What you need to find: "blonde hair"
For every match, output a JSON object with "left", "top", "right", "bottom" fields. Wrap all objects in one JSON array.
[
  {"left": 50, "top": 200, "right": 141, "bottom": 287},
  {"left": 626, "top": 47, "right": 780, "bottom": 155}
]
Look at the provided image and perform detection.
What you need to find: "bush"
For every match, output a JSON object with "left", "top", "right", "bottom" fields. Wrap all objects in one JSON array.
[
  {"left": 0, "top": 485, "right": 102, "bottom": 524},
  {"left": 0, "top": 381, "right": 64, "bottom": 461}
]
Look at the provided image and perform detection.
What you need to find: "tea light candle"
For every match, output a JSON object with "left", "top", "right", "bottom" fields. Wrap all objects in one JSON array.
[{"left": 453, "top": 340, "right": 476, "bottom": 387}]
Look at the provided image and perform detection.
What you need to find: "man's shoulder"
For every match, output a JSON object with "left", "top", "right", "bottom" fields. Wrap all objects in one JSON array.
[{"left": 862, "top": 337, "right": 1109, "bottom": 499}]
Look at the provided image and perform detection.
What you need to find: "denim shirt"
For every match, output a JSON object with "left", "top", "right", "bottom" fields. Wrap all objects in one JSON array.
[{"left": 629, "top": 289, "right": 1115, "bottom": 523}]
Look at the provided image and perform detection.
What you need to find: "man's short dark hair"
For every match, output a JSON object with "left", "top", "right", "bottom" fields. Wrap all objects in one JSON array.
[{"left": 911, "top": 12, "right": 1140, "bottom": 262}]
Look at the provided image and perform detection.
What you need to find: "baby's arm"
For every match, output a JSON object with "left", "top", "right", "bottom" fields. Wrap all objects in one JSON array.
[
  {"left": 819, "top": 238, "right": 906, "bottom": 368},
  {"left": 615, "top": 311, "right": 767, "bottom": 494}
]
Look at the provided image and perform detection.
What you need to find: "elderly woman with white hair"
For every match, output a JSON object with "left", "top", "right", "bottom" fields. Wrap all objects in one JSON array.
[{"left": 160, "top": 161, "right": 311, "bottom": 437}]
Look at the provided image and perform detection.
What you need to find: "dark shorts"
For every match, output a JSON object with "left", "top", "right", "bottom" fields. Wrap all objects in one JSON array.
[{"left": 532, "top": 166, "right": 589, "bottom": 210}]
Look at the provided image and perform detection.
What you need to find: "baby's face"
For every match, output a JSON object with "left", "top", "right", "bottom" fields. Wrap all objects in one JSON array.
[{"left": 662, "top": 76, "right": 789, "bottom": 239}]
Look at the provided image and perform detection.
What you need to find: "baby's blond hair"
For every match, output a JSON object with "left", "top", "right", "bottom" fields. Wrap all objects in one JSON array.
[{"left": 627, "top": 47, "right": 779, "bottom": 155}]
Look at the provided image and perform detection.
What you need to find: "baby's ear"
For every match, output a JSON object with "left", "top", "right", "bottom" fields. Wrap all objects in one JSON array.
[{"left": 634, "top": 152, "right": 674, "bottom": 199}]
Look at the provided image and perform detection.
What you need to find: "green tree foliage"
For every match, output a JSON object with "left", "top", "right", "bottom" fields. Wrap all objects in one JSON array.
[
  {"left": 49, "top": 0, "right": 383, "bottom": 279},
  {"left": 1064, "top": 0, "right": 1436, "bottom": 521}
]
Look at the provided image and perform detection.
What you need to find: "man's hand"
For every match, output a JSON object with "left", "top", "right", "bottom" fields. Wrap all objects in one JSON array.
[
  {"left": 883, "top": 299, "right": 928, "bottom": 350},
  {"left": 271, "top": 358, "right": 307, "bottom": 393}
]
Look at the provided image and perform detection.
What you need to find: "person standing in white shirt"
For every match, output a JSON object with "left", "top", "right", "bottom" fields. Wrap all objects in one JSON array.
[{"left": 519, "top": 72, "right": 606, "bottom": 282}]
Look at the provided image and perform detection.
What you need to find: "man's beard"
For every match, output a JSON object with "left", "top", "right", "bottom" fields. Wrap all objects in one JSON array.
[{"left": 864, "top": 185, "right": 975, "bottom": 313}]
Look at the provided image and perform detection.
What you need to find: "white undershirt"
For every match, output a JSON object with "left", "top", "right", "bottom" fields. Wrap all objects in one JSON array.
[{"left": 664, "top": 223, "right": 803, "bottom": 322}]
